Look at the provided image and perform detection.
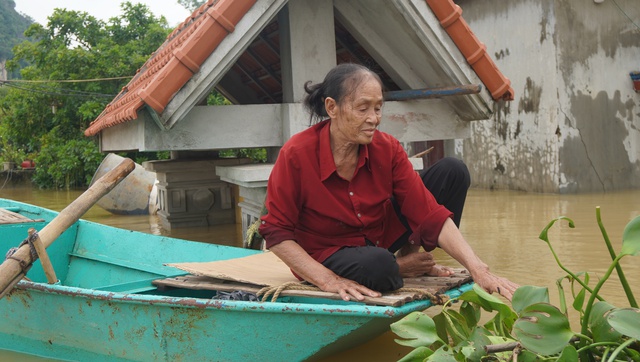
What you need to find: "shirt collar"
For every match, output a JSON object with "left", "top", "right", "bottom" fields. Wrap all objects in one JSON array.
[{"left": 319, "top": 120, "right": 371, "bottom": 181}]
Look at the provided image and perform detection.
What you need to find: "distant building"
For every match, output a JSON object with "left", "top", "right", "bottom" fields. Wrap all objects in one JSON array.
[{"left": 0, "top": 60, "right": 7, "bottom": 81}]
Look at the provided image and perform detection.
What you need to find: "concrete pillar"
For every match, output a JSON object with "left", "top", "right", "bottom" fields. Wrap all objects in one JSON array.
[
  {"left": 279, "top": 0, "right": 337, "bottom": 104},
  {"left": 269, "top": 0, "right": 337, "bottom": 168}
]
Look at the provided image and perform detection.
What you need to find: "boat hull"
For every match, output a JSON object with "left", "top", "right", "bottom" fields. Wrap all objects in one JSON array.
[
  {"left": 0, "top": 198, "right": 473, "bottom": 361},
  {"left": 1, "top": 283, "right": 411, "bottom": 361}
]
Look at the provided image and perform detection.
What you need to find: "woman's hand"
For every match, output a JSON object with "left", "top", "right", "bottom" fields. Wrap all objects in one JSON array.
[
  {"left": 437, "top": 218, "right": 519, "bottom": 301},
  {"left": 471, "top": 268, "right": 519, "bottom": 301},
  {"left": 270, "top": 240, "right": 380, "bottom": 301},
  {"left": 319, "top": 274, "right": 381, "bottom": 301}
]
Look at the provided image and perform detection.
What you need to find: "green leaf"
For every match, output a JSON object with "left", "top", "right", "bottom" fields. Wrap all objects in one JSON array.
[
  {"left": 607, "top": 308, "right": 640, "bottom": 339},
  {"left": 518, "top": 350, "right": 543, "bottom": 362},
  {"left": 556, "top": 345, "right": 579, "bottom": 362},
  {"left": 462, "top": 285, "right": 517, "bottom": 338},
  {"left": 443, "top": 309, "right": 471, "bottom": 343},
  {"left": 459, "top": 284, "right": 516, "bottom": 321},
  {"left": 572, "top": 287, "right": 586, "bottom": 313},
  {"left": 621, "top": 216, "right": 640, "bottom": 256},
  {"left": 391, "top": 311, "right": 442, "bottom": 348},
  {"left": 513, "top": 303, "right": 574, "bottom": 355},
  {"left": 588, "top": 301, "right": 622, "bottom": 342},
  {"left": 458, "top": 328, "right": 490, "bottom": 362},
  {"left": 432, "top": 312, "right": 450, "bottom": 344},
  {"left": 428, "top": 345, "right": 458, "bottom": 362},
  {"left": 556, "top": 277, "right": 568, "bottom": 315},
  {"left": 512, "top": 286, "right": 550, "bottom": 314},
  {"left": 459, "top": 301, "right": 480, "bottom": 330},
  {"left": 539, "top": 216, "right": 575, "bottom": 243},
  {"left": 398, "top": 346, "right": 434, "bottom": 362},
  {"left": 625, "top": 347, "right": 640, "bottom": 361}
]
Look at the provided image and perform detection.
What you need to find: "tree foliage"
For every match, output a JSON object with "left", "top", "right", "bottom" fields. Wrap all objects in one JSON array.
[
  {"left": 177, "top": 0, "right": 206, "bottom": 12},
  {"left": 0, "top": 2, "right": 171, "bottom": 188}
]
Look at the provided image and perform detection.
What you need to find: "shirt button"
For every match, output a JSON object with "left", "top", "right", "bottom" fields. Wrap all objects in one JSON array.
[
  {"left": 349, "top": 192, "right": 354, "bottom": 196},
  {"left": 357, "top": 213, "right": 362, "bottom": 218},
  {"left": 261, "top": 221, "right": 266, "bottom": 225},
  {"left": 375, "top": 240, "right": 380, "bottom": 245}
]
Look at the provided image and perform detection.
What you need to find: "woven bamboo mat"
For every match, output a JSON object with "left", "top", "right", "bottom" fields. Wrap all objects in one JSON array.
[{"left": 160, "top": 252, "right": 472, "bottom": 306}]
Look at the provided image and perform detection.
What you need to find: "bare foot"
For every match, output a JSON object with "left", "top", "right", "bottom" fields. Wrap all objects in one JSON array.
[
  {"left": 397, "top": 252, "right": 435, "bottom": 277},
  {"left": 426, "top": 264, "right": 454, "bottom": 277}
]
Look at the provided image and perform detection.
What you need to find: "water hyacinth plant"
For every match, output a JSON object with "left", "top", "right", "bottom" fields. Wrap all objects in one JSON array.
[{"left": 391, "top": 208, "right": 640, "bottom": 361}]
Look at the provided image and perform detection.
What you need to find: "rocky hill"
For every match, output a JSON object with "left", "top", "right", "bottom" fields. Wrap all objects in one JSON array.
[{"left": 0, "top": 0, "right": 33, "bottom": 79}]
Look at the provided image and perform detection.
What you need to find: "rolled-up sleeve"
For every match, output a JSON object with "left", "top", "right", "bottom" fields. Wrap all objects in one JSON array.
[
  {"left": 407, "top": 208, "right": 452, "bottom": 251},
  {"left": 390, "top": 140, "right": 453, "bottom": 250},
  {"left": 259, "top": 147, "right": 301, "bottom": 248}
]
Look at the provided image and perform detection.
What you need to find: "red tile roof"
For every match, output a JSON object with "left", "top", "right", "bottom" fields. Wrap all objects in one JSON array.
[
  {"left": 85, "top": 0, "right": 256, "bottom": 136},
  {"left": 85, "top": 0, "right": 513, "bottom": 137},
  {"left": 426, "top": 0, "right": 514, "bottom": 101}
]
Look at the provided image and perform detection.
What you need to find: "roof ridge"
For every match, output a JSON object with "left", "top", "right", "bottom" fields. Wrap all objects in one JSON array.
[
  {"left": 425, "top": 0, "right": 514, "bottom": 101},
  {"left": 85, "top": 0, "right": 514, "bottom": 137},
  {"left": 85, "top": 0, "right": 255, "bottom": 136}
]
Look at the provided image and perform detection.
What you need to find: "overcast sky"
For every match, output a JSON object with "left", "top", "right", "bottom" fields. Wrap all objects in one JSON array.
[{"left": 14, "top": 0, "right": 192, "bottom": 28}]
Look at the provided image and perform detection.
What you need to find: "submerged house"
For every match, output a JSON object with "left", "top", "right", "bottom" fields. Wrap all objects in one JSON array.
[
  {"left": 455, "top": 0, "right": 640, "bottom": 193},
  {"left": 86, "top": 0, "right": 514, "bottom": 232}
]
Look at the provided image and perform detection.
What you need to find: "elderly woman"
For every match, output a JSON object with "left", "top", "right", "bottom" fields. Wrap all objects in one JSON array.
[{"left": 259, "top": 63, "right": 518, "bottom": 302}]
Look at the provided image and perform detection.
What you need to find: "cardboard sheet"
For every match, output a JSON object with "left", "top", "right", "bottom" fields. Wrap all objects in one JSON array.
[
  {"left": 167, "top": 251, "right": 298, "bottom": 286},
  {"left": 163, "top": 252, "right": 473, "bottom": 306}
]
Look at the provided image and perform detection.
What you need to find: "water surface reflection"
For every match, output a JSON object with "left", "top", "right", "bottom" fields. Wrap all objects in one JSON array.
[{"left": 1, "top": 185, "right": 639, "bottom": 361}]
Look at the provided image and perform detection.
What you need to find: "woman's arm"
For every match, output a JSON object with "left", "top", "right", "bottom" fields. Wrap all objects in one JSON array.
[
  {"left": 270, "top": 240, "right": 381, "bottom": 301},
  {"left": 437, "top": 218, "right": 519, "bottom": 300}
]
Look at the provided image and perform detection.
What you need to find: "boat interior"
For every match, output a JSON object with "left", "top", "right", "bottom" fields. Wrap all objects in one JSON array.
[
  {"left": 1, "top": 205, "right": 257, "bottom": 299},
  {"left": 1, "top": 203, "right": 473, "bottom": 307}
]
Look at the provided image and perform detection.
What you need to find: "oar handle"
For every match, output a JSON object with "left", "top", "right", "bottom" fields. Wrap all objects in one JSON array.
[
  {"left": 39, "top": 158, "right": 135, "bottom": 249},
  {"left": 0, "top": 158, "right": 135, "bottom": 297}
]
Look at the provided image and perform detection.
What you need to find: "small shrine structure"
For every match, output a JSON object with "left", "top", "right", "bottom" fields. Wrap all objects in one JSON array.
[{"left": 85, "top": 0, "right": 513, "bottom": 236}]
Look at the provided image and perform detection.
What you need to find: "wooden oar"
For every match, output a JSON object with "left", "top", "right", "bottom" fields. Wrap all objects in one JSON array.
[{"left": 0, "top": 157, "right": 135, "bottom": 299}]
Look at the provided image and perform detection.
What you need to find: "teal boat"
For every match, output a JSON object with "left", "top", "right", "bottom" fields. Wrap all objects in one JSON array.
[{"left": 0, "top": 198, "right": 473, "bottom": 361}]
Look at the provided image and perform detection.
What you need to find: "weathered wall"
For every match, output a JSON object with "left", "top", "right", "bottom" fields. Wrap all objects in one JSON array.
[{"left": 455, "top": 0, "right": 640, "bottom": 193}]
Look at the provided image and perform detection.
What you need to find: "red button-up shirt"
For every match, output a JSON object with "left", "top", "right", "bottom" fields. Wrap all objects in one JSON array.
[{"left": 259, "top": 119, "right": 452, "bottom": 263}]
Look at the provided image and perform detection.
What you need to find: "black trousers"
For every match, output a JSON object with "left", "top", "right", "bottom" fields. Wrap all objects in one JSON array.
[{"left": 322, "top": 157, "right": 471, "bottom": 292}]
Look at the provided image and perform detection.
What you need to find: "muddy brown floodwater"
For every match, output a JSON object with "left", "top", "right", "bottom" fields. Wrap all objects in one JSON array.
[{"left": 1, "top": 185, "right": 639, "bottom": 361}]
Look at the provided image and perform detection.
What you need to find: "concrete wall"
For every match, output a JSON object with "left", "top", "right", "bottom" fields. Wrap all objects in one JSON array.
[{"left": 454, "top": 0, "right": 640, "bottom": 193}]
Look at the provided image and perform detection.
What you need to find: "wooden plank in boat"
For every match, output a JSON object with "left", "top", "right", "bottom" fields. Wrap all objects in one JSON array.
[
  {"left": 403, "top": 271, "right": 473, "bottom": 293},
  {"left": 0, "top": 208, "right": 42, "bottom": 225},
  {"left": 153, "top": 275, "right": 422, "bottom": 306},
  {"left": 162, "top": 252, "right": 472, "bottom": 306}
]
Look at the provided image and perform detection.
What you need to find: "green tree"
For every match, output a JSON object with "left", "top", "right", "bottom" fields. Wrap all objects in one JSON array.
[
  {"left": 0, "top": 2, "right": 171, "bottom": 188},
  {"left": 177, "top": 0, "right": 205, "bottom": 12}
]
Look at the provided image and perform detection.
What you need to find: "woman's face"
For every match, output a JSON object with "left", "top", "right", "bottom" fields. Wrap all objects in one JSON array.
[{"left": 326, "top": 74, "right": 383, "bottom": 146}]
